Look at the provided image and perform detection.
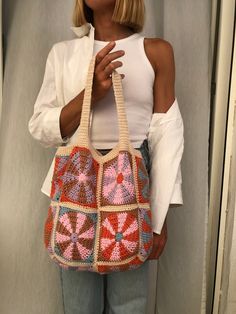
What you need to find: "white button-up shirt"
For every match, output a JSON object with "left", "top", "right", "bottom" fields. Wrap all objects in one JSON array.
[{"left": 28, "top": 23, "right": 184, "bottom": 235}]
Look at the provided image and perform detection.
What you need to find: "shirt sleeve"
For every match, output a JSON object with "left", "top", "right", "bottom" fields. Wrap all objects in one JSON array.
[
  {"left": 28, "top": 44, "right": 70, "bottom": 148},
  {"left": 147, "top": 97, "right": 184, "bottom": 234}
]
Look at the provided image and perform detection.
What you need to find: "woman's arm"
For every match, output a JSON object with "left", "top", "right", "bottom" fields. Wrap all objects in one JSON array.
[
  {"left": 28, "top": 42, "right": 125, "bottom": 147},
  {"left": 145, "top": 38, "right": 184, "bottom": 235},
  {"left": 59, "top": 89, "right": 84, "bottom": 140},
  {"left": 144, "top": 38, "right": 176, "bottom": 113}
]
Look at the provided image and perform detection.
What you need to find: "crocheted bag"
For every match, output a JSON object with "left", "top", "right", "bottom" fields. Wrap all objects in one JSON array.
[{"left": 43, "top": 55, "right": 153, "bottom": 274}]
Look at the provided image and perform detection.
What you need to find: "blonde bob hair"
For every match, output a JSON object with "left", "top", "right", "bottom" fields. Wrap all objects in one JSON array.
[{"left": 72, "top": 0, "right": 145, "bottom": 33}]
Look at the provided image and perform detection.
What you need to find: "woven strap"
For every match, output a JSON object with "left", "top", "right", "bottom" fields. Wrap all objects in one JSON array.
[{"left": 77, "top": 55, "right": 130, "bottom": 147}]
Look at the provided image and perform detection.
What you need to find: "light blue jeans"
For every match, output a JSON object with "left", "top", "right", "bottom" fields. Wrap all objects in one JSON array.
[{"left": 59, "top": 139, "right": 151, "bottom": 314}]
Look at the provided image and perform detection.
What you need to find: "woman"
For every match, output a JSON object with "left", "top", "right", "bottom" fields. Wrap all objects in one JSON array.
[{"left": 28, "top": 0, "right": 184, "bottom": 313}]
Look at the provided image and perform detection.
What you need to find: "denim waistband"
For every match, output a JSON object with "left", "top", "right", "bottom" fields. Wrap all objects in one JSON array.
[{"left": 97, "top": 138, "right": 151, "bottom": 174}]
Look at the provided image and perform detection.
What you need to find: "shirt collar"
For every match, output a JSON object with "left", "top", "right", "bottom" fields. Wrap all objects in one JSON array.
[{"left": 70, "top": 23, "right": 95, "bottom": 38}]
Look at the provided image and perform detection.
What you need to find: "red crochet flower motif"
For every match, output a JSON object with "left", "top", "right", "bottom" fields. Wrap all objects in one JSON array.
[{"left": 99, "top": 211, "right": 139, "bottom": 262}]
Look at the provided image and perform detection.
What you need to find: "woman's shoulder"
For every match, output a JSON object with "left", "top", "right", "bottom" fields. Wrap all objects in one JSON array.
[
  {"left": 142, "top": 37, "right": 175, "bottom": 73},
  {"left": 144, "top": 37, "right": 174, "bottom": 52}
]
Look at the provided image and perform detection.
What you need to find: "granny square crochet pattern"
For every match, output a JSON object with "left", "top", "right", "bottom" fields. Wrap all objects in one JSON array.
[
  {"left": 44, "top": 146, "right": 153, "bottom": 274},
  {"left": 98, "top": 209, "right": 139, "bottom": 262},
  {"left": 59, "top": 147, "right": 98, "bottom": 208},
  {"left": 54, "top": 206, "right": 96, "bottom": 263},
  {"left": 43, "top": 56, "right": 153, "bottom": 274},
  {"left": 101, "top": 151, "right": 136, "bottom": 206}
]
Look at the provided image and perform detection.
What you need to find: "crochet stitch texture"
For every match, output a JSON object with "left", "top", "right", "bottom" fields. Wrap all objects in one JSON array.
[{"left": 43, "top": 55, "right": 153, "bottom": 274}]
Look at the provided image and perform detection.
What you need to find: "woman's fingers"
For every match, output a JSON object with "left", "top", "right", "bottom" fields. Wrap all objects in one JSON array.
[
  {"left": 96, "top": 52, "right": 125, "bottom": 78},
  {"left": 103, "top": 60, "right": 123, "bottom": 77},
  {"left": 97, "top": 50, "right": 125, "bottom": 69},
  {"left": 91, "top": 42, "right": 125, "bottom": 105},
  {"left": 95, "top": 42, "right": 125, "bottom": 79},
  {"left": 95, "top": 41, "right": 116, "bottom": 65}
]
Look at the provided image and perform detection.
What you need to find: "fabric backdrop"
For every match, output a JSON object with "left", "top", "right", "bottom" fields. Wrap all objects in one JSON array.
[{"left": 0, "top": 1, "right": 211, "bottom": 313}]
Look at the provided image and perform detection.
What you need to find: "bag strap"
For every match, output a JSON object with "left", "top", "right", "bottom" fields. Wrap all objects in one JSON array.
[{"left": 77, "top": 55, "right": 130, "bottom": 148}]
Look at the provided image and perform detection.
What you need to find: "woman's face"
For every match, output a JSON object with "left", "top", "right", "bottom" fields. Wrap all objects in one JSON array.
[{"left": 84, "top": 0, "right": 116, "bottom": 11}]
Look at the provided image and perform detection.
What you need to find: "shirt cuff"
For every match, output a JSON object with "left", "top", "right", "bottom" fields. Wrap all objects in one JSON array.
[
  {"left": 170, "top": 183, "right": 183, "bottom": 205},
  {"left": 41, "top": 106, "right": 68, "bottom": 147},
  {"left": 29, "top": 106, "right": 70, "bottom": 148}
]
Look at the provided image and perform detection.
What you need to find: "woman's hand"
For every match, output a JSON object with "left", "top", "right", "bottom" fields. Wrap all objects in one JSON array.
[
  {"left": 92, "top": 41, "right": 125, "bottom": 106},
  {"left": 148, "top": 218, "right": 168, "bottom": 259}
]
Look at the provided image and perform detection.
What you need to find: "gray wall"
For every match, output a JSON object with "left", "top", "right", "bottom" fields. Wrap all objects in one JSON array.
[
  {"left": 0, "top": 0, "right": 211, "bottom": 313},
  {"left": 155, "top": 1, "right": 211, "bottom": 313}
]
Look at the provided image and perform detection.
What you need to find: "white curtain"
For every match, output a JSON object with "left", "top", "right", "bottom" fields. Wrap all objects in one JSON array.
[{"left": 0, "top": 1, "right": 211, "bottom": 313}]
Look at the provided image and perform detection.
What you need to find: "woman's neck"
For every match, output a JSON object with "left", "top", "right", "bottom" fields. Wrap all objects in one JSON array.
[{"left": 93, "top": 12, "right": 134, "bottom": 41}]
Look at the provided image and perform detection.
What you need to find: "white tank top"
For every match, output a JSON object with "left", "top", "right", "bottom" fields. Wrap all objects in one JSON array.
[{"left": 90, "top": 32, "right": 155, "bottom": 149}]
